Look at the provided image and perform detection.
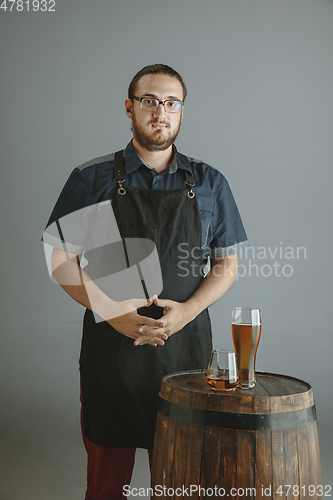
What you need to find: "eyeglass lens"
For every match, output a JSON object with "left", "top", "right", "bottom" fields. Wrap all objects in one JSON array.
[{"left": 141, "top": 99, "right": 182, "bottom": 113}]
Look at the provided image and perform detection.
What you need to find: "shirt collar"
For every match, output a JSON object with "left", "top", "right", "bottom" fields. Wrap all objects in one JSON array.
[{"left": 123, "top": 140, "right": 193, "bottom": 176}]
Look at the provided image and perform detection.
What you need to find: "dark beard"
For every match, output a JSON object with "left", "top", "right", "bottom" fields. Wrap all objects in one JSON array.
[{"left": 131, "top": 114, "right": 181, "bottom": 152}]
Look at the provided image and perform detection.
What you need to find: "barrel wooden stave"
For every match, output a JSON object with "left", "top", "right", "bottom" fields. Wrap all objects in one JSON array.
[
  {"left": 255, "top": 430, "right": 273, "bottom": 499},
  {"left": 283, "top": 427, "right": 300, "bottom": 500}
]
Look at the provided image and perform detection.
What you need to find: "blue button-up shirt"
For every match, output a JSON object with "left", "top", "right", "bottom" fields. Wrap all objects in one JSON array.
[{"left": 43, "top": 141, "right": 249, "bottom": 265}]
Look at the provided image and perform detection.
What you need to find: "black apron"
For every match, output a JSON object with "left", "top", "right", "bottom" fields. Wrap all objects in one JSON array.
[{"left": 80, "top": 151, "right": 212, "bottom": 449}]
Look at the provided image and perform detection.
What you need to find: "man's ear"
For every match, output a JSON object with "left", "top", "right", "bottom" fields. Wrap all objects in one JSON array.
[{"left": 125, "top": 99, "right": 133, "bottom": 119}]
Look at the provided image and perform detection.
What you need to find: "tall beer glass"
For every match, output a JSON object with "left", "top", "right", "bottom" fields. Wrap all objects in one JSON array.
[{"left": 231, "top": 307, "right": 261, "bottom": 389}]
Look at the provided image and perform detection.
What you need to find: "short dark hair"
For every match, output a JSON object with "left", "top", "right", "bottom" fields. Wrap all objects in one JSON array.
[{"left": 128, "top": 64, "right": 187, "bottom": 102}]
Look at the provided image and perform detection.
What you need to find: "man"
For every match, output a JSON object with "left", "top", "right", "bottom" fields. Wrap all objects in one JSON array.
[{"left": 42, "top": 64, "right": 248, "bottom": 499}]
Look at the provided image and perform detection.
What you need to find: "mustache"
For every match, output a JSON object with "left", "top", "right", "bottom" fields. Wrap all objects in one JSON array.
[{"left": 149, "top": 120, "right": 170, "bottom": 126}]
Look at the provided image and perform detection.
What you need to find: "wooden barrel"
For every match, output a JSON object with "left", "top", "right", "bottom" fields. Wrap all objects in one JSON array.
[{"left": 151, "top": 370, "right": 321, "bottom": 500}]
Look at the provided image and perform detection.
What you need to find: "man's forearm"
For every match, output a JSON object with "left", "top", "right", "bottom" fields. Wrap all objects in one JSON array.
[
  {"left": 51, "top": 247, "right": 167, "bottom": 345},
  {"left": 51, "top": 248, "right": 111, "bottom": 318},
  {"left": 51, "top": 248, "right": 150, "bottom": 320},
  {"left": 183, "top": 254, "right": 238, "bottom": 323}
]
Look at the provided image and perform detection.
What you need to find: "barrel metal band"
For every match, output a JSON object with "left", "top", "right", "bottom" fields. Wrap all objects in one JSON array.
[{"left": 157, "top": 396, "right": 317, "bottom": 431}]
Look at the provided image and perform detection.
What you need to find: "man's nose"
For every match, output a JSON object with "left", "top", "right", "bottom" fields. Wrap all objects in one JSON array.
[{"left": 153, "top": 103, "right": 167, "bottom": 118}]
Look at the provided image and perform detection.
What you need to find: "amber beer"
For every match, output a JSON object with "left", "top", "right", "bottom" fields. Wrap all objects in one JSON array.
[
  {"left": 232, "top": 323, "right": 261, "bottom": 389},
  {"left": 207, "top": 349, "right": 238, "bottom": 391},
  {"left": 207, "top": 370, "right": 238, "bottom": 391}
]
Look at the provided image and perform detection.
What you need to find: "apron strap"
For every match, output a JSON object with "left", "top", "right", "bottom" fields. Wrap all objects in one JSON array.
[
  {"left": 114, "top": 150, "right": 125, "bottom": 180},
  {"left": 179, "top": 153, "right": 194, "bottom": 182},
  {"left": 113, "top": 150, "right": 126, "bottom": 195},
  {"left": 114, "top": 149, "right": 149, "bottom": 299},
  {"left": 179, "top": 153, "right": 196, "bottom": 199}
]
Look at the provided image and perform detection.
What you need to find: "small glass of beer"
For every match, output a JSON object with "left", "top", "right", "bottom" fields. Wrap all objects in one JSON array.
[
  {"left": 231, "top": 307, "right": 261, "bottom": 389},
  {"left": 207, "top": 349, "right": 238, "bottom": 391}
]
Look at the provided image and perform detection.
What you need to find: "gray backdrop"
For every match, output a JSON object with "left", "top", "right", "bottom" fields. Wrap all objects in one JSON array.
[{"left": 1, "top": 0, "right": 332, "bottom": 498}]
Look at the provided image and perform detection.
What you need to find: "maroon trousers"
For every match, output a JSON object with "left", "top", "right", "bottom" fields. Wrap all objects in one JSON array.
[{"left": 81, "top": 408, "right": 152, "bottom": 500}]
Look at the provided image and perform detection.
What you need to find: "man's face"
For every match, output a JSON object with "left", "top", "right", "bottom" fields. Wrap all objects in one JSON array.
[{"left": 125, "top": 73, "right": 184, "bottom": 152}]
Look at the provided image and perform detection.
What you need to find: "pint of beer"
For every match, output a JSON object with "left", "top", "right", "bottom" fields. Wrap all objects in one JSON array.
[{"left": 231, "top": 307, "right": 261, "bottom": 389}]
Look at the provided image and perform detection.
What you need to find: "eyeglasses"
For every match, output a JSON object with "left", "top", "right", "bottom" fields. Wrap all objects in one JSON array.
[{"left": 133, "top": 96, "right": 183, "bottom": 113}]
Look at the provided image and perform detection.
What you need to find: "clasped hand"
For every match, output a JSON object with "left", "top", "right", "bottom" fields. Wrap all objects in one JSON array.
[{"left": 107, "top": 296, "right": 191, "bottom": 347}]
